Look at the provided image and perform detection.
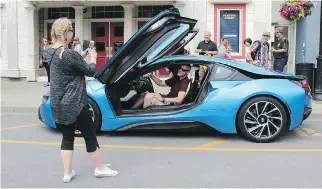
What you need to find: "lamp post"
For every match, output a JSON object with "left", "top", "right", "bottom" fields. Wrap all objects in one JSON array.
[{"left": 314, "top": 55, "right": 322, "bottom": 101}]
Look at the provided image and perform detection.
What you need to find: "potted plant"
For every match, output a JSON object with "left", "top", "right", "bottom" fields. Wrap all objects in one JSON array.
[{"left": 279, "top": 0, "right": 315, "bottom": 22}]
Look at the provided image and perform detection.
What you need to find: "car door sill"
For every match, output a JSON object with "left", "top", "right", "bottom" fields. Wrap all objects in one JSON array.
[{"left": 118, "top": 103, "right": 195, "bottom": 117}]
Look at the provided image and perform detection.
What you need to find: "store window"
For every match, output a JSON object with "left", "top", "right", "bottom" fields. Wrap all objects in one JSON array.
[
  {"left": 92, "top": 6, "right": 124, "bottom": 18},
  {"left": 137, "top": 5, "right": 174, "bottom": 17},
  {"left": 48, "top": 7, "right": 75, "bottom": 19}
]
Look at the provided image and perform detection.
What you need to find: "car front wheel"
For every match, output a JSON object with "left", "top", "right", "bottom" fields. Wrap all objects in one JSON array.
[
  {"left": 75, "top": 97, "right": 102, "bottom": 137},
  {"left": 237, "top": 96, "right": 288, "bottom": 143}
]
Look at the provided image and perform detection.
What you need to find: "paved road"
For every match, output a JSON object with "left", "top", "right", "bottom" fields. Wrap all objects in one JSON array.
[{"left": 1, "top": 111, "right": 322, "bottom": 188}]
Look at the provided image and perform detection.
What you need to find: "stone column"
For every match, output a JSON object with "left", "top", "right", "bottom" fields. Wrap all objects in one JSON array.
[
  {"left": 173, "top": 2, "right": 186, "bottom": 17},
  {"left": 24, "top": 3, "right": 39, "bottom": 81},
  {"left": 73, "top": 6, "right": 84, "bottom": 42},
  {"left": 122, "top": 4, "right": 135, "bottom": 42},
  {"left": 6, "top": 0, "right": 19, "bottom": 73}
]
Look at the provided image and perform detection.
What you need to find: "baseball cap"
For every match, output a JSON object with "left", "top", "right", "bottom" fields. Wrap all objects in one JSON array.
[{"left": 262, "top": 32, "right": 270, "bottom": 37}]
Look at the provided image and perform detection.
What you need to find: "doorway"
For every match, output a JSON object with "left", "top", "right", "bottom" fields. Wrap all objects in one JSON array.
[
  {"left": 272, "top": 25, "right": 294, "bottom": 74},
  {"left": 91, "top": 22, "right": 124, "bottom": 71}
]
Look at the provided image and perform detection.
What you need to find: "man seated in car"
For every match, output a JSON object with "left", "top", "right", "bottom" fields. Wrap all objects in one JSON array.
[{"left": 131, "top": 64, "right": 191, "bottom": 108}]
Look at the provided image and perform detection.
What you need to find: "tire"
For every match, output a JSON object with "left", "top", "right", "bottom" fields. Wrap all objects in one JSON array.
[
  {"left": 237, "top": 96, "right": 288, "bottom": 143},
  {"left": 75, "top": 97, "right": 102, "bottom": 137}
]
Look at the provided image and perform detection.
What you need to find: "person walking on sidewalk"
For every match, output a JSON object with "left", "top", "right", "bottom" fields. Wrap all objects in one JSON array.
[
  {"left": 40, "top": 38, "right": 51, "bottom": 86},
  {"left": 272, "top": 27, "right": 289, "bottom": 73},
  {"left": 47, "top": 18, "right": 118, "bottom": 183}
]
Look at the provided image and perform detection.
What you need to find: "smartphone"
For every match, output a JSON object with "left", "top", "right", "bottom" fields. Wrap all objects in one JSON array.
[
  {"left": 89, "top": 40, "right": 95, "bottom": 49},
  {"left": 82, "top": 40, "right": 90, "bottom": 51}
]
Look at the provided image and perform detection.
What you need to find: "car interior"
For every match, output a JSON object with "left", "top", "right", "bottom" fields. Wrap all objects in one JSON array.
[{"left": 106, "top": 62, "right": 212, "bottom": 116}]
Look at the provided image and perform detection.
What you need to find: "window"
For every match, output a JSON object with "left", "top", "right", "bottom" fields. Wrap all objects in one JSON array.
[
  {"left": 114, "top": 26, "right": 124, "bottom": 37},
  {"left": 48, "top": 7, "right": 75, "bottom": 19},
  {"left": 92, "top": 6, "right": 124, "bottom": 18},
  {"left": 95, "top": 27, "right": 105, "bottom": 37},
  {"left": 220, "top": 10, "right": 240, "bottom": 52},
  {"left": 210, "top": 65, "right": 235, "bottom": 81},
  {"left": 95, "top": 42, "right": 105, "bottom": 52},
  {"left": 137, "top": 5, "right": 174, "bottom": 17},
  {"left": 214, "top": 4, "right": 246, "bottom": 58}
]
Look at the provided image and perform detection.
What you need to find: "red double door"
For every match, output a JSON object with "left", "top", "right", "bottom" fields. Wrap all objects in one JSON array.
[
  {"left": 91, "top": 22, "right": 124, "bottom": 71},
  {"left": 91, "top": 21, "right": 170, "bottom": 75}
]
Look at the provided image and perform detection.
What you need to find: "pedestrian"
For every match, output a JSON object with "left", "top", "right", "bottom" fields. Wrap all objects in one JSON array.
[
  {"left": 218, "top": 36, "right": 229, "bottom": 57},
  {"left": 272, "top": 27, "right": 289, "bottom": 73},
  {"left": 247, "top": 32, "right": 270, "bottom": 69},
  {"left": 47, "top": 18, "right": 118, "bottom": 183},
  {"left": 195, "top": 31, "right": 218, "bottom": 82},
  {"left": 73, "top": 36, "right": 83, "bottom": 55},
  {"left": 40, "top": 38, "right": 51, "bottom": 86},
  {"left": 225, "top": 45, "right": 232, "bottom": 59},
  {"left": 195, "top": 31, "right": 218, "bottom": 56},
  {"left": 244, "top": 38, "right": 252, "bottom": 63}
]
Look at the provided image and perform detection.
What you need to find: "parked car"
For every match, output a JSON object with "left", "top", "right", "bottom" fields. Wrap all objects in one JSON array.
[{"left": 38, "top": 8, "right": 312, "bottom": 143}]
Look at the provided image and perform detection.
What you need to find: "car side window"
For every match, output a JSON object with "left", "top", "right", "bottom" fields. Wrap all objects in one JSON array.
[{"left": 210, "top": 65, "right": 235, "bottom": 81}]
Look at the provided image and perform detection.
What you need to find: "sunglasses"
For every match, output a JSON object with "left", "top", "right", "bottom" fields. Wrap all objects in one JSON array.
[{"left": 180, "top": 68, "right": 190, "bottom": 72}]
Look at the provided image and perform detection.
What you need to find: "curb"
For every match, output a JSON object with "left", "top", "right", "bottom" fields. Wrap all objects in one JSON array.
[{"left": 1, "top": 106, "right": 38, "bottom": 113}]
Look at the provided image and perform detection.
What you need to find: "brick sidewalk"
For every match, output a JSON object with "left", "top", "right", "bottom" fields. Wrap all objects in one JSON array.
[{"left": 1, "top": 78, "right": 322, "bottom": 115}]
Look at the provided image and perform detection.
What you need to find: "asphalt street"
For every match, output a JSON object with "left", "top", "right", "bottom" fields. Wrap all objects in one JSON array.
[{"left": 1, "top": 111, "right": 322, "bottom": 188}]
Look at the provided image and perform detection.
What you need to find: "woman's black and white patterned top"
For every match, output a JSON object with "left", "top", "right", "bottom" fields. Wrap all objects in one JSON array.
[{"left": 47, "top": 47, "right": 96, "bottom": 125}]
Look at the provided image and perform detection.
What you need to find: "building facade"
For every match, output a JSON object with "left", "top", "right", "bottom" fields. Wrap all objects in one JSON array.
[{"left": 0, "top": 0, "right": 273, "bottom": 81}]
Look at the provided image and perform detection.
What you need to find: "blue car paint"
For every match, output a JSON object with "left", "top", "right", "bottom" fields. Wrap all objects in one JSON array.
[
  {"left": 199, "top": 79, "right": 306, "bottom": 130},
  {"left": 39, "top": 98, "right": 56, "bottom": 128},
  {"left": 87, "top": 80, "right": 115, "bottom": 119}
]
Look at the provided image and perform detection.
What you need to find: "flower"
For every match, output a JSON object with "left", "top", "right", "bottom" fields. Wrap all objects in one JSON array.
[{"left": 279, "top": 0, "right": 315, "bottom": 22}]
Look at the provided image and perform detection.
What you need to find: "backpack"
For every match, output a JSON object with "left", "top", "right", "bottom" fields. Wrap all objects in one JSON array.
[{"left": 251, "top": 40, "right": 269, "bottom": 60}]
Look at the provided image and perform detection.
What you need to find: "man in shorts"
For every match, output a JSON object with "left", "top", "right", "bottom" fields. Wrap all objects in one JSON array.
[{"left": 131, "top": 64, "right": 191, "bottom": 108}]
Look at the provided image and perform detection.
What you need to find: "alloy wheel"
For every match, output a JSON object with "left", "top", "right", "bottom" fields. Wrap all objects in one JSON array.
[{"left": 243, "top": 101, "right": 283, "bottom": 139}]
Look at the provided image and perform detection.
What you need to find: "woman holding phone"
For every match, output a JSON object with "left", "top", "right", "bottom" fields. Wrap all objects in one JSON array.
[{"left": 47, "top": 17, "right": 118, "bottom": 183}]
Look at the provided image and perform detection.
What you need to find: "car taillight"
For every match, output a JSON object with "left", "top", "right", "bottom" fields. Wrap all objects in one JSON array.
[{"left": 291, "top": 79, "right": 311, "bottom": 96}]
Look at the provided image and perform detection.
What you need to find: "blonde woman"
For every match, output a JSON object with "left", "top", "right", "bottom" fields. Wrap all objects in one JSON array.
[
  {"left": 47, "top": 18, "right": 118, "bottom": 183},
  {"left": 217, "top": 36, "right": 228, "bottom": 57}
]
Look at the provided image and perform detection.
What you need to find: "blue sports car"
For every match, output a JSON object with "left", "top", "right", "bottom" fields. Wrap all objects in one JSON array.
[{"left": 38, "top": 8, "right": 312, "bottom": 143}]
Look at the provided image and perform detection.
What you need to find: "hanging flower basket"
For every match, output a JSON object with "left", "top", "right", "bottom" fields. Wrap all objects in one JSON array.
[{"left": 279, "top": 0, "right": 315, "bottom": 22}]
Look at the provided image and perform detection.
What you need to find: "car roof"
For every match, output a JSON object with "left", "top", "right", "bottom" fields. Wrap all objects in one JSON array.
[{"left": 156, "top": 55, "right": 291, "bottom": 77}]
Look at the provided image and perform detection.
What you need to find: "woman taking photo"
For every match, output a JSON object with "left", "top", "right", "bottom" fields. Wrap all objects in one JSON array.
[{"left": 47, "top": 18, "right": 118, "bottom": 183}]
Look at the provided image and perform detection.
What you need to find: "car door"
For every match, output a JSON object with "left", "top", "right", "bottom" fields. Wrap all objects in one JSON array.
[{"left": 94, "top": 8, "right": 197, "bottom": 86}]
